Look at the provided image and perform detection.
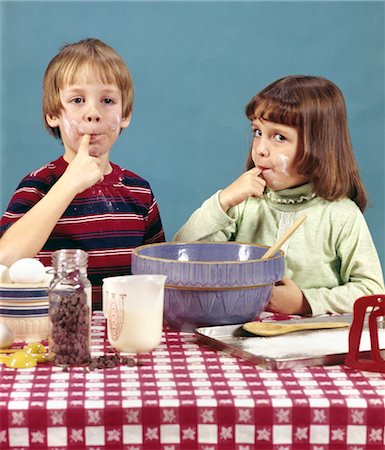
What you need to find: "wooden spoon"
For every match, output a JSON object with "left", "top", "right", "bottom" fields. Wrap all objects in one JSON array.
[
  {"left": 242, "top": 321, "right": 350, "bottom": 337},
  {"left": 261, "top": 214, "right": 306, "bottom": 259}
]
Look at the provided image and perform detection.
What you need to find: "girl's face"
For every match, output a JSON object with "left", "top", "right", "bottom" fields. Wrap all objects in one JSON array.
[
  {"left": 46, "top": 70, "right": 130, "bottom": 160},
  {"left": 251, "top": 117, "right": 309, "bottom": 190}
]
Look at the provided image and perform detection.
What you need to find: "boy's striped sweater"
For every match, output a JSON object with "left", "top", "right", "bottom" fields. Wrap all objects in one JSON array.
[{"left": 1, "top": 156, "right": 165, "bottom": 309}]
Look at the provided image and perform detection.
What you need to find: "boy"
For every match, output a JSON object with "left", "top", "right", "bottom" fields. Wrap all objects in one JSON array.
[{"left": 0, "top": 38, "right": 165, "bottom": 309}]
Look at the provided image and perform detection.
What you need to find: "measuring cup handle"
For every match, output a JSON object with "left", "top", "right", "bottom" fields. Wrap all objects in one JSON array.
[{"left": 102, "top": 287, "right": 110, "bottom": 318}]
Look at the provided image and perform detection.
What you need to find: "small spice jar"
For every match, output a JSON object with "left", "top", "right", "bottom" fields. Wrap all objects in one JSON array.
[{"left": 48, "top": 249, "right": 92, "bottom": 366}]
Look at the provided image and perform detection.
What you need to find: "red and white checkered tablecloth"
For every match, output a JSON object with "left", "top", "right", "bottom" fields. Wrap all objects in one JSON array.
[{"left": 1, "top": 311, "right": 385, "bottom": 449}]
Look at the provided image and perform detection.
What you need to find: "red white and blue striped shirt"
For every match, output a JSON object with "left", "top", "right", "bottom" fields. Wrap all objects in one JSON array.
[{"left": 1, "top": 156, "right": 165, "bottom": 309}]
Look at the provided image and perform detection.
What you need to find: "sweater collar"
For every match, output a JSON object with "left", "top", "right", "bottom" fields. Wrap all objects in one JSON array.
[{"left": 264, "top": 183, "right": 319, "bottom": 211}]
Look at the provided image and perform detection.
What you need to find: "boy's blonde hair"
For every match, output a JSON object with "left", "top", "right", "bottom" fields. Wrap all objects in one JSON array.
[
  {"left": 43, "top": 38, "right": 134, "bottom": 139},
  {"left": 245, "top": 75, "right": 367, "bottom": 211}
]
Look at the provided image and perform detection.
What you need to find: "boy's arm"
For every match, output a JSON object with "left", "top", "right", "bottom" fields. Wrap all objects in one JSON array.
[
  {"left": 143, "top": 195, "right": 165, "bottom": 244},
  {"left": 0, "top": 135, "right": 103, "bottom": 266}
]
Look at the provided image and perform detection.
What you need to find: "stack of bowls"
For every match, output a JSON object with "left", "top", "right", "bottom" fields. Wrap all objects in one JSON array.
[
  {"left": 132, "top": 241, "right": 285, "bottom": 331},
  {"left": 0, "top": 283, "right": 50, "bottom": 341}
]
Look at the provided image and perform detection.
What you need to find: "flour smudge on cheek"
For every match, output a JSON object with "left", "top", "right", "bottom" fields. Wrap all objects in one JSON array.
[
  {"left": 263, "top": 154, "right": 290, "bottom": 187},
  {"left": 62, "top": 114, "right": 123, "bottom": 138},
  {"left": 62, "top": 117, "right": 81, "bottom": 142},
  {"left": 276, "top": 154, "right": 290, "bottom": 176}
]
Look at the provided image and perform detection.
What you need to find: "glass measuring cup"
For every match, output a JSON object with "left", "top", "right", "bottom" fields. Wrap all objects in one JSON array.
[{"left": 102, "top": 275, "right": 167, "bottom": 354}]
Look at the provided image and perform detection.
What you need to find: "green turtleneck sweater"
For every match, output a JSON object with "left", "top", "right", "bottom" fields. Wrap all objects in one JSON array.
[{"left": 173, "top": 183, "right": 384, "bottom": 315}]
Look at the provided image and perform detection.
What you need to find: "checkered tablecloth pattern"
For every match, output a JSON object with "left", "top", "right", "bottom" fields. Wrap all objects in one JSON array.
[{"left": 1, "top": 311, "right": 385, "bottom": 449}]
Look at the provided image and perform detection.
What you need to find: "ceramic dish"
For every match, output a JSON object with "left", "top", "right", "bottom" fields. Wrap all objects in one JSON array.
[
  {"left": 132, "top": 241, "right": 285, "bottom": 331},
  {"left": 0, "top": 283, "right": 49, "bottom": 341}
]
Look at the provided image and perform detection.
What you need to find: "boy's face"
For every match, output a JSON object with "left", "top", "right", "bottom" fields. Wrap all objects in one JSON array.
[{"left": 46, "top": 72, "right": 130, "bottom": 159}]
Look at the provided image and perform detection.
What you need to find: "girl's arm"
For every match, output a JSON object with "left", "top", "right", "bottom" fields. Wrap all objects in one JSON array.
[
  {"left": 0, "top": 135, "right": 103, "bottom": 266},
  {"left": 173, "top": 191, "right": 239, "bottom": 242},
  {"left": 265, "top": 277, "right": 312, "bottom": 315},
  {"left": 304, "top": 210, "right": 384, "bottom": 315},
  {"left": 275, "top": 209, "right": 384, "bottom": 316},
  {"left": 219, "top": 167, "right": 265, "bottom": 212},
  {"left": 265, "top": 207, "right": 384, "bottom": 316},
  {"left": 174, "top": 168, "right": 266, "bottom": 242}
]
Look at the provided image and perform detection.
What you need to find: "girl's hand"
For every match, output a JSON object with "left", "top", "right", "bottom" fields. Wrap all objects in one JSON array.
[
  {"left": 265, "top": 277, "right": 311, "bottom": 315},
  {"left": 62, "top": 135, "right": 104, "bottom": 194},
  {"left": 219, "top": 167, "right": 266, "bottom": 212}
]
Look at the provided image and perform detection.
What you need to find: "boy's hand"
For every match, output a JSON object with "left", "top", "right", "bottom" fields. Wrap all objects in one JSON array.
[
  {"left": 265, "top": 277, "right": 311, "bottom": 315},
  {"left": 62, "top": 135, "right": 104, "bottom": 194},
  {"left": 219, "top": 167, "right": 266, "bottom": 212}
]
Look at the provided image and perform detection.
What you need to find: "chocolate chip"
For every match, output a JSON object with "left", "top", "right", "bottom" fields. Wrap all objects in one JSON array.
[
  {"left": 49, "top": 291, "right": 91, "bottom": 366},
  {"left": 87, "top": 353, "right": 137, "bottom": 370}
]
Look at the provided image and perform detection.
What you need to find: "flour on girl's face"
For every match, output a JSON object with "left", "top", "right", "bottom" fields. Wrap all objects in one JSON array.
[
  {"left": 251, "top": 117, "right": 309, "bottom": 190},
  {"left": 277, "top": 154, "right": 290, "bottom": 176},
  {"left": 262, "top": 154, "right": 292, "bottom": 188}
]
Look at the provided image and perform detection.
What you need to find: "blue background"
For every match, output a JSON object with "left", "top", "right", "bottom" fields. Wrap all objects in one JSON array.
[{"left": 1, "top": 1, "right": 384, "bottom": 270}]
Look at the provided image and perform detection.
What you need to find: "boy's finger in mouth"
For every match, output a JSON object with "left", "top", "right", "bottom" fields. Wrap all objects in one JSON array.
[{"left": 87, "top": 133, "right": 103, "bottom": 144}]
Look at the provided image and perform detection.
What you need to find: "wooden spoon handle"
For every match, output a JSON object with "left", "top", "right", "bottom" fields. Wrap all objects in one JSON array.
[
  {"left": 261, "top": 214, "right": 306, "bottom": 260},
  {"left": 285, "top": 322, "right": 351, "bottom": 332},
  {"left": 243, "top": 321, "right": 350, "bottom": 336}
]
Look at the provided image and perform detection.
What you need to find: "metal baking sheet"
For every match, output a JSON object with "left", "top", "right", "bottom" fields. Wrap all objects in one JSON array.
[{"left": 195, "top": 315, "right": 385, "bottom": 370}]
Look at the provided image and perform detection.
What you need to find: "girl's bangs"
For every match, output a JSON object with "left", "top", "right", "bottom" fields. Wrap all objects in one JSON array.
[{"left": 247, "top": 97, "right": 302, "bottom": 128}]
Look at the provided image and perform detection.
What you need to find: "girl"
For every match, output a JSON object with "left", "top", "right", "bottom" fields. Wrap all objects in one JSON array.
[{"left": 174, "top": 75, "right": 384, "bottom": 316}]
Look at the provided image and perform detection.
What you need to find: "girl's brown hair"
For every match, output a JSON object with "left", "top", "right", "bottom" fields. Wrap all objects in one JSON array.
[
  {"left": 245, "top": 75, "right": 367, "bottom": 211},
  {"left": 43, "top": 38, "right": 134, "bottom": 139}
]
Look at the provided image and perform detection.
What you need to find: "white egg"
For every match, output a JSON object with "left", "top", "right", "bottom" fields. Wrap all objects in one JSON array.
[
  {"left": 43, "top": 266, "right": 55, "bottom": 285},
  {"left": 0, "top": 323, "right": 15, "bottom": 348},
  {"left": 1, "top": 268, "right": 13, "bottom": 284},
  {"left": 9, "top": 258, "right": 46, "bottom": 284},
  {"left": 0, "top": 264, "right": 10, "bottom": 283}
]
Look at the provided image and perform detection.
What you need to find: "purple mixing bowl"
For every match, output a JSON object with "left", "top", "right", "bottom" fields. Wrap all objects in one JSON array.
[{"left": 131, "top": 242, "right": 285, "bottom": 331}]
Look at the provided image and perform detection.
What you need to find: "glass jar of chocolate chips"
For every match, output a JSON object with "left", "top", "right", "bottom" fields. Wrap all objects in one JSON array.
[{"left": 48, "top": 249, "right": 92, "bottom": 366}]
